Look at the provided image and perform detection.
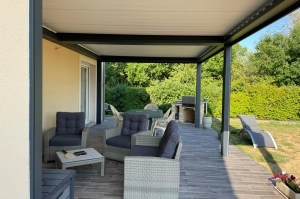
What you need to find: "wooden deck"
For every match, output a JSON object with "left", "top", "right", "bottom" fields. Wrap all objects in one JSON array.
[{"left": 44, "top": 117, "right": 283, "bottom": 199}]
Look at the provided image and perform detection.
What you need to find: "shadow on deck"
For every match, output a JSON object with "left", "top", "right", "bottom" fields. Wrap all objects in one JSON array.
[{"left": 44, "top": 117, "right": 283, "bottom": 199}]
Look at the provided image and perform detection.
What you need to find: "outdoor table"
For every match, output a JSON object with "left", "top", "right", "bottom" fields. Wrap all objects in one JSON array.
[{"left": 126, "top": 109, "right": 163, "bottom": 130}]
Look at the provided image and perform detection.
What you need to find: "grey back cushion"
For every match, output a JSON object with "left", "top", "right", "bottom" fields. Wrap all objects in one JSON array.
[
  {"left": 121, "top": 113, "right": 149, "bottom": 136},
  {"left": 56, "top": 112, "right": 85, "bottom": 135},
  {"left": 158, "top": 120, "right": 180, "bottom": 159}
]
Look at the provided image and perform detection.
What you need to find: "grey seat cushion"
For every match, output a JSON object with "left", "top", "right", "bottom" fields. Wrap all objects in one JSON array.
[
  {"left": 106, "top": 135, "right": 131, "bottom": 149},
  {"left": 158, "top": 120, "right": 180, "bottom": 159},
  {"left": 56, "top": 112, "right": 85, "bottom": 135},
  {"left": 130, "top": 145, "right": 159, "bottom": 157},
  {"left": 49, "top": 135, "right": 82, "bottom": 146},
  {"left": 121, "top": 113, "right": 149, "bottom": 136}
]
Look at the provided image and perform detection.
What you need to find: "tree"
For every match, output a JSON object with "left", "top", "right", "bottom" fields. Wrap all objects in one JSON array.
[
  {"left": 249, "top": 18, "right": 300, "bottom": 86},
  {"left": 125, "top": 63, "right": 150, "bottom": 87},
  {"left": 147, "top": 64, "right": 196, "bottom": 105},
  {"left": 105, "top": 62, "right": 129, "bottom": 87},
  {"left": 106, "top": 62, "right": 175, "bottom": 87}
]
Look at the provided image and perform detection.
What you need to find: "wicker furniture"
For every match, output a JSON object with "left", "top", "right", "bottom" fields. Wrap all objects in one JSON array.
[
  {"left": 110, "top": 105, "right": 124, "bottom": 127},
  {"left": 43, "top": 112, "right": 89, "bottom": 163},
  {"left": 103, "top": 113, "right": 149, "bottom": 162},
  {"left": 124, "top": 121, "right": 182, "bottom": 199},
  {"left": 55, "top": 148, "right": 105, "bottom": 176},
  {"left": 42, "top": 169, "right": 76, "bottom": 199},
  {"left": 126, "top": 109, "right": 163, "bottom": 130}
]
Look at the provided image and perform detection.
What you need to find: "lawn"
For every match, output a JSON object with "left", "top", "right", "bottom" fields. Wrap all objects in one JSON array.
[{"left": 212, "top": 118, "right": 300, "bottom": 178}]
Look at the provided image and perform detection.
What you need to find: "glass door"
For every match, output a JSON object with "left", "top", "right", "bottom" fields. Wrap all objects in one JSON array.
[{"left": 81, "top": 65, "right": 89, "bottom": 123}]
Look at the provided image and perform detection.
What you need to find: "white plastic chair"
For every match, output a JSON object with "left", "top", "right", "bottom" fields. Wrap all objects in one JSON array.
[
  {"left": 144, "top": 103, "right": 159, "bottom": 110},
  {"left": 151, "top": 107, "right": 171, "bottom": 130},
  {"left": 152, "top": 112, "right": 176, "bottom": 136},
  {"left": 109, "top": 105, "right": 124, "bottom": 127}
]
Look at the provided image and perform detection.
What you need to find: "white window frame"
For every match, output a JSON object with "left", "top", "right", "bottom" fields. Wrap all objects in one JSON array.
[{"left": 80, "top": 61, "right": 90, "bottom": 123}]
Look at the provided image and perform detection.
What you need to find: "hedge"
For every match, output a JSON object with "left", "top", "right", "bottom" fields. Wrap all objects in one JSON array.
[
  {"left": 106, "top": 84, "right": 300, "bottom": 120},
  {"left": 211, "top": 85, "right": 300, "bottom": 120},
  {"left": 105, "top": 84, "right": 150, "bottom": 112}
]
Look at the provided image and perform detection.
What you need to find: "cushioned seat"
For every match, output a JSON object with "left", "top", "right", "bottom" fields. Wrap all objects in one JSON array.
[
  {"left": 106, "top": 135, "right": 131, "bottom": 149},
  {"left": 49, "top": 135, "right": 82, "bottom": 146},
  {"left": 130, "top": 145, "right": 159, "bottom": 157}
]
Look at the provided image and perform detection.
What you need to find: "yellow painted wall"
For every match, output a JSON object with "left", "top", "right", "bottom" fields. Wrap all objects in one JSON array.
[
  {"left": 0, "top": 1, "right": 30, "bottom": 198},
  {"left": 43, "top": 39, "right": 97, "bottom": 132}
]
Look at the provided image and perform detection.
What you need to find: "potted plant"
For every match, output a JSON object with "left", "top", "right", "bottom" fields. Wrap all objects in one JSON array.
[
  {"left": 203, "top": 113, "right": 212, "bottom": 129},
  {"left": 274, "top": 171, "right": 300, "bottom": 199}
]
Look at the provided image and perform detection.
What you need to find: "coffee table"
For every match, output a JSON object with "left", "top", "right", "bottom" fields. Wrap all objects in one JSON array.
[{"left": 55, "top": 148, "right": 105, "bottom": 176}]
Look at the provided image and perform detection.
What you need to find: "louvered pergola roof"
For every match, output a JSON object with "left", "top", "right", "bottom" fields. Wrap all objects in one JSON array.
[{"left": 43, "top": 0, "right": 300, "bottom": 62}]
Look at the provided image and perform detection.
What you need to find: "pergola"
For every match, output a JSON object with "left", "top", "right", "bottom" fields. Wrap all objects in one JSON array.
[
  {"left": 30, "top": 0, "right": 299, "bottom": 197},
  {"left": 41, "top": 0, "right": 299, "bottom": 156}
]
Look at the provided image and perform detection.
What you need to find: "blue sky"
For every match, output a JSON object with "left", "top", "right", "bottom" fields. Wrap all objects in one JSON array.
[{"left": 239, "top": 16, "right": 289, "bottom": 51}]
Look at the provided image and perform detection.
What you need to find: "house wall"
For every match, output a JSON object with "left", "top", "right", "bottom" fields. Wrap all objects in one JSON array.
[
  {"left": 0, "top": 1, "right": 30, "bottom": 198},
  {"left": 42, "top": 39, "right": 97, "bottom": 132}
]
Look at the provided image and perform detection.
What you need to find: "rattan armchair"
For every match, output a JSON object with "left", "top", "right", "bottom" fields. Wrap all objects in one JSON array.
[
  {"left": 124, "top": 125, "right": 182, "bottom": 199},
  {"left": 103, "top": 113, "right": 149, "bottom": 162},
  {"left": 43, "top": 112, "right": 89, "bottom": 163}
]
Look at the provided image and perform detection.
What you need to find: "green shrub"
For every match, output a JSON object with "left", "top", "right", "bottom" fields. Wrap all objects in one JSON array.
[
  {"left": 105, "top": 84, "right": 150, "bottom": 112},
  {"left": 210, "top": 84, "right": 300, "bottom": 120},
  {"left": 120, "top": 87, "right": 150, "bottom": 111},
  {"left": 147, "top": 80, "right": 195, "bottom": 107},
  {"left": 247, "top": 85, "right": 300, "bottom": 120}
]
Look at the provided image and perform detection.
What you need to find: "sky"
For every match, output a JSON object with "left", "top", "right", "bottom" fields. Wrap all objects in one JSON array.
[{"left": 239, "top": 16, "right": 289, "bottom": 51}]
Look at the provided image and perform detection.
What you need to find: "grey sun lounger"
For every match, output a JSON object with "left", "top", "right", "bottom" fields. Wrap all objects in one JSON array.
[{"left": 238, "top": 115, "right": 278, "bottom": 149}]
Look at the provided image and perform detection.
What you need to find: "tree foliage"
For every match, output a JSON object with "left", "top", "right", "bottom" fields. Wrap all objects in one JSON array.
[
  {"left": 106, "top": 62, "right": 174, "bottom": 87},
  {"left": 249, "top": 11, "right": 300, "bottom": 86},
  {"left": 147, "top": 64, "right": 196, "bottom": 105}
]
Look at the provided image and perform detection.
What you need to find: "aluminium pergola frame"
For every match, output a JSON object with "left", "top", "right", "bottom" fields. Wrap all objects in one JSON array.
[{"left": 29, "top": 1, "right": 300, "bottom": 198}]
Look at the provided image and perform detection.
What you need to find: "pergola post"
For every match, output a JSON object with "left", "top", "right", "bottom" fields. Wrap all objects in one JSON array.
[
  {"left": 96, "top": 60, "right": 103, "bottom": 124},
  {"left": 221, "top": 44, "right": 232, "bottom": 157},
  {"left": 195, "top": 62, "right": 202, "bottom": 128},
  {"left": 29, "top": 0, "right": 43, "bottom": 198}
]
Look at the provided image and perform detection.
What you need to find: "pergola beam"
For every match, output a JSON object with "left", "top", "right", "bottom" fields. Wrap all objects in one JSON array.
[
  {"left": 57, "top": 33, "right": 224, "bottom": 46},
  {"left": 100, "top": 56, "right": 197, "bottom": 63},
  {"left": 43, "top": 28, "right": 100, "bottom": 60},
  {"left": 225, "top": 0, "right": 300, "bottom": 45},
  {"left": 198, "top": 0, "right": 300, "bottom": 62}
]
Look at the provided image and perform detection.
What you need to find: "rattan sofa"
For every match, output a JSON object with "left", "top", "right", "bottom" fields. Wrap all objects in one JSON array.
[{"left": 124, "top": 120, "right": 182, "bottom": 199}]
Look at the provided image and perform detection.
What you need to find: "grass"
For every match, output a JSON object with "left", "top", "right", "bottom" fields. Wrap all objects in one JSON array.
[{"left": 212, "top": 118, "right": 300, "bottom": 178}]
